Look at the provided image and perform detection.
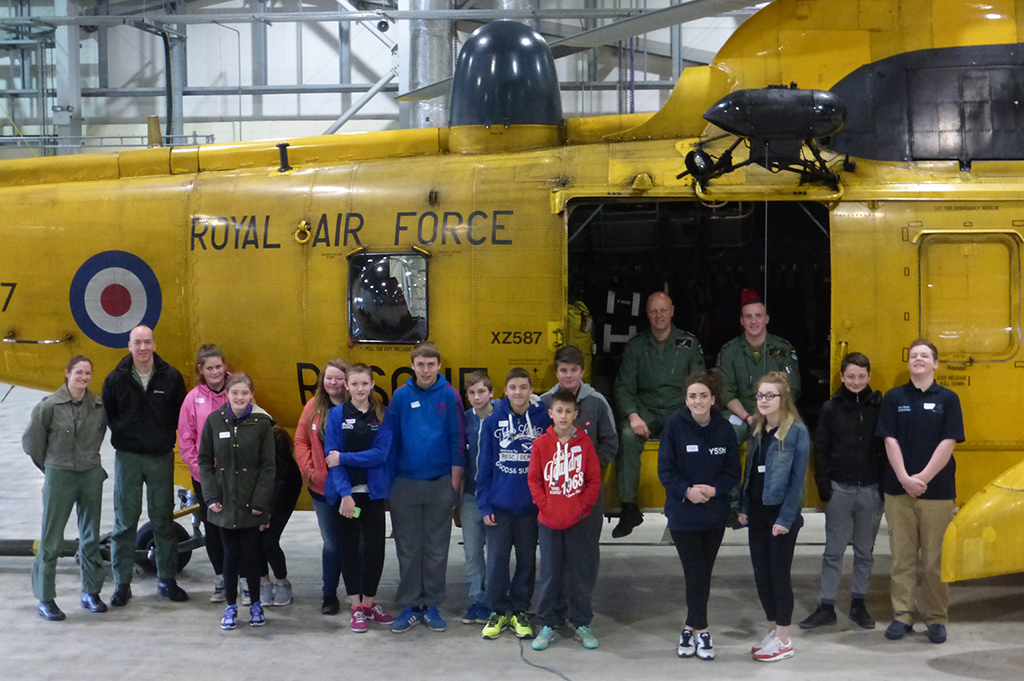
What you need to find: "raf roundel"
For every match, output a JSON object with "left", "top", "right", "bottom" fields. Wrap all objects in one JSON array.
[{"left": 69, "top": 251, "right": 163, "bottom": 348}]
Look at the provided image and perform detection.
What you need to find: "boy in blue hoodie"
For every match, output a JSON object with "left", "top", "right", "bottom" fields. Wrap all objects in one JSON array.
[
  {"left": 460, "top": 370, "right": 497, "bottom": 625},
  {"left": 388, "top": 342, "right": 465, "bottom": 634},
  {"left": 477, "top": 368, "right": 552, "bottom": 640}
]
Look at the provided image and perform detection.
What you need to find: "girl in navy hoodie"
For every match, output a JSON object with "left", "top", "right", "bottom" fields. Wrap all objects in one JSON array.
[
  {"left": 658, "top": 372, "right": 741, "bottom": 661},
  {"left": 324, "top": 363, "right": 395, "bottom": 633},
  {"left": 476, "top": 367, "right": 552, "bottom": 640}
]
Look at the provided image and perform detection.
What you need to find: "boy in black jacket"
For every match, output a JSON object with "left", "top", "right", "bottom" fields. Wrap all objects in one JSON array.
[{"left": 800, "top": 352, "right": 884, "bottom": 630}]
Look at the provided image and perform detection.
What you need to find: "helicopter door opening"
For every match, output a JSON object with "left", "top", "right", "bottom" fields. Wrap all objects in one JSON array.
[{"left": 566, "top": 199, "right": 832, "bottom": 428}]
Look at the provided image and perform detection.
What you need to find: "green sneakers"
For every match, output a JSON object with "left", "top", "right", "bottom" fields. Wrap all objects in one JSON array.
[
  {"left": 482, "top": 612, "right": 508, "bottom": 639},
  {"left": 532, "top": 626, "right": 556, "bottom": 650},
  {"left": 575, "top": 625, "right": 599, "bottom": 649},
  {"left": 510, "top": 612, "right": 534, "bottom": 639}
]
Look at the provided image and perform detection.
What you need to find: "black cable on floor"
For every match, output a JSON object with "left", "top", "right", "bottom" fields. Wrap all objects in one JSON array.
[{"left": 519, "top": 637, "right": 575, "bottom": 681}]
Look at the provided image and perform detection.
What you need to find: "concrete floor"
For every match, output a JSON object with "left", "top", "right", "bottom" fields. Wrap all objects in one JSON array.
[{"left": 2, "top": 382, "right": 1022, "bottom": 681}]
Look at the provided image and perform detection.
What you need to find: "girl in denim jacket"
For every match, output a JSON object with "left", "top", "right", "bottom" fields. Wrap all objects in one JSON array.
[{"left": 738, "top": 371, "right": 810, "bottom": 662}]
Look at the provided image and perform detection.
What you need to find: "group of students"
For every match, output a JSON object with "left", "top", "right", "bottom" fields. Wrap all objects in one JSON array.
[{"left": 23, "top": 322, "right": 964, "bottom": 660}]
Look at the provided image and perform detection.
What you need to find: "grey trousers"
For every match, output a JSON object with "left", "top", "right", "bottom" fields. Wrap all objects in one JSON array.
[
  {"left": 390, "top": 475, "right": 455, "bottom": 609},
  {"left": 818, "top": 481, "right": 884, "bottom": 604}
]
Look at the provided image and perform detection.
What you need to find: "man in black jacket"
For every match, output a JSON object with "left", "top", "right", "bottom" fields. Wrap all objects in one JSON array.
[
  {"left": 800, "top": 352, "right": 884, "bottom": 630},
  {"left": 103, "top": 325, "right": 188, "bottom": 606}
]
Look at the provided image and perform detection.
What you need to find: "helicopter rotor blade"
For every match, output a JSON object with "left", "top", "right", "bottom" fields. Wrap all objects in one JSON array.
[{"left": 397, "top": 0, "right": 757, "bottom": 101}]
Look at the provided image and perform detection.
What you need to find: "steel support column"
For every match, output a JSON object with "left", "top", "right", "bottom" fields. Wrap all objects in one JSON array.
[
  {"left": 400, "top": 0, "right": 453, "bottom": 129},
  {"left": 53, "top": 0, "right": 82, "bottom": 154},
  {"left": 252, "top": 0, "right": 268, "bottom": 118}
]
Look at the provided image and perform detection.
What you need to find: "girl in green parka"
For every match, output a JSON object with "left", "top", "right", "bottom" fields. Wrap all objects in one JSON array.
[{"left": 199, "top": 373, "right": 276, "bottom": 630}]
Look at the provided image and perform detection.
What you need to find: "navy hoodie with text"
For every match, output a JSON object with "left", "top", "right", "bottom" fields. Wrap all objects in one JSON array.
[
  {"left": 476, "top": 396, "right": 552, "bottom": 517},
  {"left": 657, "top": 407, "right": 742, "bottom": 532}
]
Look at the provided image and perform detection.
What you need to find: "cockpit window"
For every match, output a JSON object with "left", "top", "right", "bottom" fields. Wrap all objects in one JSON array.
[{"left": 349, "top": 253, "right": 428, "bottom": 344}]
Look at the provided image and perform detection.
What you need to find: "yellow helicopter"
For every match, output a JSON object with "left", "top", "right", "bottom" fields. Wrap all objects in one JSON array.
[{"left": 2, "top": 0, "right": 1022, "bottom": 582}]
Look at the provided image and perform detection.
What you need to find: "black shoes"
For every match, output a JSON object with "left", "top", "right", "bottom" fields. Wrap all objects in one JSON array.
[
  {"left": 885, "top": 620, "right": 913, "bottom": 640},
  {"left": 38, "top": 601, "right": 66, "bottom": 621},
  {"left": 799, "top": 604, "right": 837, "bottom": 629},
  {"left": 849, "top": 600, "right": 875, "bottom": 629},
  {"left": 927, "top": 623, "right": 947, "bottom": 644},
  {"left": 321, "top": 592, "right": 341, "bottom": 615},
  {"left": 157, "top": 579, "right": 189, "bottom": 602},
  {"left": 80, "top": 592, "right": 108, "bottom": 613},
  {"left": 611, "top": 503, "right": 644, "bottom": 538},
  {"left": 110, "top": 583, "right": 132, "bottom": 607}
]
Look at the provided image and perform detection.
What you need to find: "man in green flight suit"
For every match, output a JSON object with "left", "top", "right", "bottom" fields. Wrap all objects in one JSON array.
[
  {"left": 716, "top": 297, "right": 801, "bottom": 441},
  {"left": 613, "top": 292, "right": 705, "bottom": 537}
]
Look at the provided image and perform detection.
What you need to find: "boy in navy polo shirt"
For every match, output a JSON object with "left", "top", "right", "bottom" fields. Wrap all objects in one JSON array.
[
  {"left": 388, "top": 341, "right": 465, "bottom": 634},
  {"left": 876, "top": 338, "right": 964, "bottom": 645}
]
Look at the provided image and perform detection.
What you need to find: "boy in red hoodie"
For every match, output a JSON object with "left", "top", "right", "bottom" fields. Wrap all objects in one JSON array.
[{"left": 528, "top": 387, "right": 602, "bottom": 651}]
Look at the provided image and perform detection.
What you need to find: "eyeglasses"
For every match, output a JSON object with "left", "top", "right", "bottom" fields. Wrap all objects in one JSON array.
[{"left": 755, "top": 392, "right": 780, "bottom": 401}]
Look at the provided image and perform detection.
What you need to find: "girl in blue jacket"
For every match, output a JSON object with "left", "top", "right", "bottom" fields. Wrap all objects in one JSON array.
[
  {"left": 324, "top": 363, "right": 395, "bottom": 633},
  {"left": 658, "top": 372, "right": 741, "bottom": 661},
  {"left": 738, "top": 371, "right": 810, "bottom": 663}
]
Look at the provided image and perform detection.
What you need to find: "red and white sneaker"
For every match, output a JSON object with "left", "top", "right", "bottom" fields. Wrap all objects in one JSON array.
[
  {"left": 350, "top": 607, "right": 368, "bottom": 633},
  {"left": 753, "top": 635, "right": 794, "bottom": 662},
  {"left": 751, "top": 629, "right": 776, "bottom": 654},
  {"left": 363, "top": 603, "right": 395, "bottom": 624}
]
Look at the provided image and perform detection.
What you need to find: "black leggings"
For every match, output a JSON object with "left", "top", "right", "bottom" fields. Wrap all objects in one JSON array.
[
  {"left": 192, "top": 479, "right": 223, "bottom": 576},
  {"left": 748, "top": 505, "right": 802, "bottom": 626},
  {"left": 220, "top": 526, "right": 261, "bottom": 607},
  {"left": 259, "top": 506, "right": 294, "bottom": 580},
  {"left": 671, "top": 526, "right": 726, "bottom": 630},
  {"left": 338, "top": 494, "right": 387, "bottom": 598}
]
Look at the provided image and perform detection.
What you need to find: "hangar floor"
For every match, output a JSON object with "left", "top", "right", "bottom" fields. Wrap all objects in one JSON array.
[{"left": 2, "top": 384, "right": 1022, "bottom": 681}]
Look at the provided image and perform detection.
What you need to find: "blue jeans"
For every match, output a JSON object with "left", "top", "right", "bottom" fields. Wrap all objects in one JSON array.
[
  {"left": 538, "top": 521, "right": 594, "bottom": 628},
  {"left": 310, "top": 491, "right": 344, "bottom": 597},
  {"left": 460, "top": 492, "right": 486, "bottom": 602}
]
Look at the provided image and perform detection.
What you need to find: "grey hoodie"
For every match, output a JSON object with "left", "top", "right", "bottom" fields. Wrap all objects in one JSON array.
[{"left": 541, "top": 382, "right": 617, "bottom": 467}]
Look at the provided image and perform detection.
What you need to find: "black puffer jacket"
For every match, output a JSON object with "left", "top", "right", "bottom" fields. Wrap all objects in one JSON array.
[{"left": 814, "top": 385, "right": 884, "bottom": 501}]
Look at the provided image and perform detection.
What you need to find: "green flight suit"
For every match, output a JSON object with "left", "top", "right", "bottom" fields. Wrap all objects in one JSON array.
[
  {"left": 716, "top": 332, "right": 801, "bottom": 440},
  {"left": 614, "top": 326, "right": 705, "bottom": 504},
  {"left": 23, "top": 384, "right": 108, "bottom": 602}
]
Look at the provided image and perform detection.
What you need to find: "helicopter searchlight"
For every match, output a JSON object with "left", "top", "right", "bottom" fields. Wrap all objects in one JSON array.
[{"left": 678, "top": 84, "right": 847, "bottom": 191}]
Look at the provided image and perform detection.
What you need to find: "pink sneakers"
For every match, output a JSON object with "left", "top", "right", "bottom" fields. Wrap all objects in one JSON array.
[
  {"left": 363, "top": 603, "right": 395, "bottom": 624},
  {"left": 350, "top": 607, "right": 368, "bottom": 633}
]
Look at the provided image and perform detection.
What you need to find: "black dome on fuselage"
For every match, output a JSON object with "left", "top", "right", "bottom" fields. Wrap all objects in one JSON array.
[{"left": 449, "top": 20, "right": 562, "bottom": 127}]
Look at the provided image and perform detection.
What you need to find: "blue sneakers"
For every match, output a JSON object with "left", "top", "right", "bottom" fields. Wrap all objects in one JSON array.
[
  {"left": 249, "top": 601, "right": 266, "bottom": 627},
  {"left": 221, "top": 604, "right": 238, "bottom": 630},
  {"left": 423, "top": 606, "right": 447, "bottom": 632},
  {"left": 391, "top": 607, "right": 423, "bottom": 634},
  {"left": 461, "top": 601, "right": 490, "bottom": 624}
]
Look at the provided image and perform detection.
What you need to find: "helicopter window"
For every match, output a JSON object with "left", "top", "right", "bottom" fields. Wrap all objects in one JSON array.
[
  {"left": 349, "top": 253, "right": 428, "bottom": 344},
  {"left": 919, "top": 233, "right": 1019, "bottom": 358}
]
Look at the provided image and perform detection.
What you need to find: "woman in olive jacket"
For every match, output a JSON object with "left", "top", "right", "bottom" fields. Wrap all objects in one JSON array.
[
  {"left": 199, "top": 373, "right": 276, "bottom": 630},
  {"left": 23, "top": 355, "right": 108, "bottom": 621}
]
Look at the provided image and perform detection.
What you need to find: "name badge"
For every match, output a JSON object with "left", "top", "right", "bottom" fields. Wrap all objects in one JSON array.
[
  {"left": 311, "top": 422, "right": 317, "bottom": 431},
  {"left": 219, "top": 431, "right": 230, "bottom": 439},
  {"left": 411, "top": 401, "right": 421, "bottom": 408},
  {"left": 757, "top": 465, "right": 766, "bottom": 473},
  {"left": 196, "top": 397, "right": 205, "bottom": 404},
  {"left": 924, "top": 403, "right": 936, "bottom": 410},
  {"left": 686, "top": 445, "right": 699, "bottom": 452}
]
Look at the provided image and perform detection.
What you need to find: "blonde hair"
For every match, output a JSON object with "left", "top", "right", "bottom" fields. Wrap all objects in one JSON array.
[{"left": 751, "top": 370, "right": 802, "bottom": 440}]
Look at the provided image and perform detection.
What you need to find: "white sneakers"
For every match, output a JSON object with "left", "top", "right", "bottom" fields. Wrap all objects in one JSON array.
[
  {"left": 678, "top": 630, "right": 715, "bottom": 660},
  {"left": 753, "top": 633, "right": 794, "bottom": 662}
]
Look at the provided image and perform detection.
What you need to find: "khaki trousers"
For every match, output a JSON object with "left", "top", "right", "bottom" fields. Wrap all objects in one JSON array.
[{"left": 884, "top": 493, "right": 955, "bottom": 625}]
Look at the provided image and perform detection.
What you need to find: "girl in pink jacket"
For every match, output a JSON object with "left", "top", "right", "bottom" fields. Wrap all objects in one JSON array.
[{"left": 178, "top": 344, "right": 230, "bottom": 603}]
